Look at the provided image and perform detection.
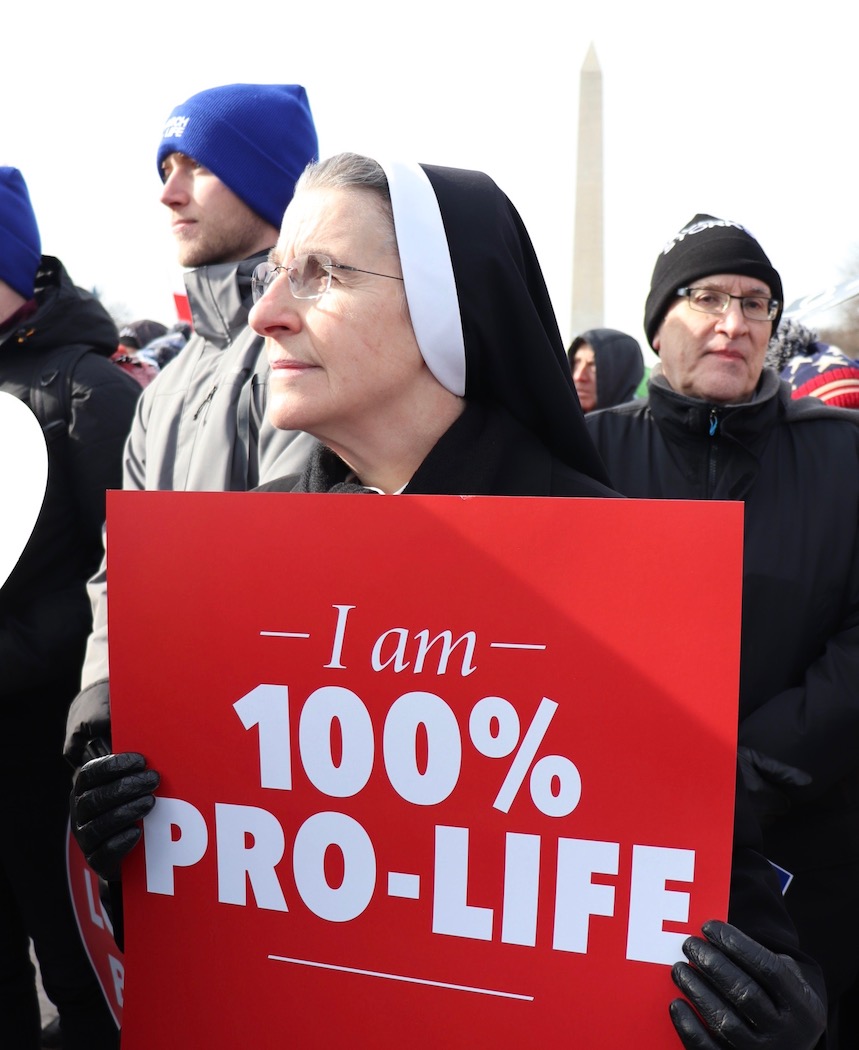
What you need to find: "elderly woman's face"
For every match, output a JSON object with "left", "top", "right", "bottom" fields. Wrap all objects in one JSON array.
[{"left": 249, "top": 186, "right": 427, "bottom": 446}]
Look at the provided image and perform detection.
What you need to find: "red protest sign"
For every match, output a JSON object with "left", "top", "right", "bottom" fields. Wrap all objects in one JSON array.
[
  {"left": 109, "top": 492, "right": 743, "bottom": 1048},
  {"left": 66, "top": 827, "right": 124, "bottom": 1025}
]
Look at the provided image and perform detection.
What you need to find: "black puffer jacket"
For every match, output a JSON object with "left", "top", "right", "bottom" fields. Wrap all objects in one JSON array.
[
  {"left": 586, "top": 368, "right": 859, "bottom": 872},
  {"left": 0, "top": 256, "right": 141, "bottom": 701}
]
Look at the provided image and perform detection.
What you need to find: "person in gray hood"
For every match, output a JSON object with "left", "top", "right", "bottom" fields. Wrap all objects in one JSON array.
[
  {"left": 64, "top": 84, "right": 320, "bottom": 771},
  {"left": 567, "top": 327, "right": 645, "bottom": 413}
]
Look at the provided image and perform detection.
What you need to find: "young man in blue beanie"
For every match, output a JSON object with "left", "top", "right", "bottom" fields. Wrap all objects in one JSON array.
[
  {"left": 586, "top": 213, "right": 859, "bottom": 1048},
  {"left": 0, "top": 167, "right": 140, "bottom": 1049},
  {"left": 64, "top": 85, "right": 320, "bottom": 786}
]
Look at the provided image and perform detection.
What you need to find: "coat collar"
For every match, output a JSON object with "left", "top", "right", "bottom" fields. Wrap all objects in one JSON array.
[
  {"left": 183, "top": 251, "right": 268, "bottom": 348},
  {"left": 648, "top": 367, "right": 785, "bottom": 444}
]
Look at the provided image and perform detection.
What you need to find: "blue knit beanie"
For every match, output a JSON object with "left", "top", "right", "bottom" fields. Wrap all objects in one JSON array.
[
  {"left": 156, "top": 83, "right": 318, "bottom": 229},
  {"left": 0, "top": 167, "right": 41, "bottom": 300}
]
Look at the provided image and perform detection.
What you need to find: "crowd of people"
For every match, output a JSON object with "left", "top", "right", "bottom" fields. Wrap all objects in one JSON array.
[
  {"left": 1, "top": 79, "right": 856, "bottom": 1050},
  {"left": 109, "top": 319, "right": 191, "bottom": 390}
]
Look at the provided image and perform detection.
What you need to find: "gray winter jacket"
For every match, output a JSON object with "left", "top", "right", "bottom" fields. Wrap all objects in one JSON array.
[{"left": 64, "top": 253, "right": 316, "bottom": 763}]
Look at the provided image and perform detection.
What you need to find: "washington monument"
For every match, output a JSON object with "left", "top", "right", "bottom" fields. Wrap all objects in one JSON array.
[{"left": 570, "top": 43, "right": 604, "bottom": 336}]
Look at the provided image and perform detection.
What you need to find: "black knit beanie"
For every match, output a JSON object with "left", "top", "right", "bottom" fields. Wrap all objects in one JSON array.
[{"left": 643, "top": 214, "right": 783, "bottom": 349}]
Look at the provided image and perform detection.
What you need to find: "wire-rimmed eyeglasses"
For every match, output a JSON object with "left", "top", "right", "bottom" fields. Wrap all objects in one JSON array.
[
  {"left": 677, "top": 286, "right": 780, "bottom": 322},
  {"left": 251, "top": 253, "right": 404, "bottom": 303}
]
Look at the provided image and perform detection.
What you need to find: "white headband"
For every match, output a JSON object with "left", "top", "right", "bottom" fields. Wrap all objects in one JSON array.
[{"left": 379, "top": 160, "right": 466, "bottom": 397}]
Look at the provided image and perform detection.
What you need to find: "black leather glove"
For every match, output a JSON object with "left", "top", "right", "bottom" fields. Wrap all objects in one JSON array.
[
  {"left": 70, "top": 749, "right": 160, "bottom": 881},
  {"left": 669, "top": 920, "right": 826, "bottom": 1049},
  {"left": 737, "top": 746, "right": 812, "bottom": 826}
]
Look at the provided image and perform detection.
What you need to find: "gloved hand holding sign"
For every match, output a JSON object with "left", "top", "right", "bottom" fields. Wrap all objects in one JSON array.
[
  {"left": 70, "top": 743, "right": 160, "bottom": 882},
  {"left": 670, "top": 920, "right": 826, "bottom": 1049}
]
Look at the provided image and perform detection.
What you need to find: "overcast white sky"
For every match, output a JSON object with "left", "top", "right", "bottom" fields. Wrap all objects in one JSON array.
[{"left": 5, "top": 0, "right": 859, "bottom": 362}]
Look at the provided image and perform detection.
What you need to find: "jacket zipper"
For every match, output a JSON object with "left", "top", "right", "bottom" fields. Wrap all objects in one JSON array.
[
  {"left": 707, "top": 408, "right": 719, "bottom": 495},
  {"left": 193, "top": 383, "right": 218, "bottom": 421}
]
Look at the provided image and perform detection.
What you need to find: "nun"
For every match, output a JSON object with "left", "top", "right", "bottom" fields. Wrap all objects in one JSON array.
[
  {"left": 248, "top": 153, "right": 616, "bottom": 500},
  {"left": 71, "top": 154, "right": 825, "bottom": 1049},
  {"left": 249, "top": 154, "right": 826, "bottom": 1047}
]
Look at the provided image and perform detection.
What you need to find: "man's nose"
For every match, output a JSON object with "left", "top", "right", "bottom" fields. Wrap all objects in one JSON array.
[
  {"left": 160, "top": 170, "right": 188, "bottom": 207},
  {"left": 717, "top": 300, "right": 750, "bottom": 335}
]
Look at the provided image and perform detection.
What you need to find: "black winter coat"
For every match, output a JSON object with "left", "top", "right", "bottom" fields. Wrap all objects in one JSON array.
[
  {"left": 586, "top": 369, "right": 859, "bottom": 874},
  {"left": 0, "top": 256, "right": 141, "bottom": 707},
  {"left": 586, "top": 368, "right": 859, "bottom": 1026}
]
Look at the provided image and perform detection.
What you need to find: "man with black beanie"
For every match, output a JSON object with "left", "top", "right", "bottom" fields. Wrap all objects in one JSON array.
[{"left": 586, "top": 213, "right": 859, "bottom": 1048}]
